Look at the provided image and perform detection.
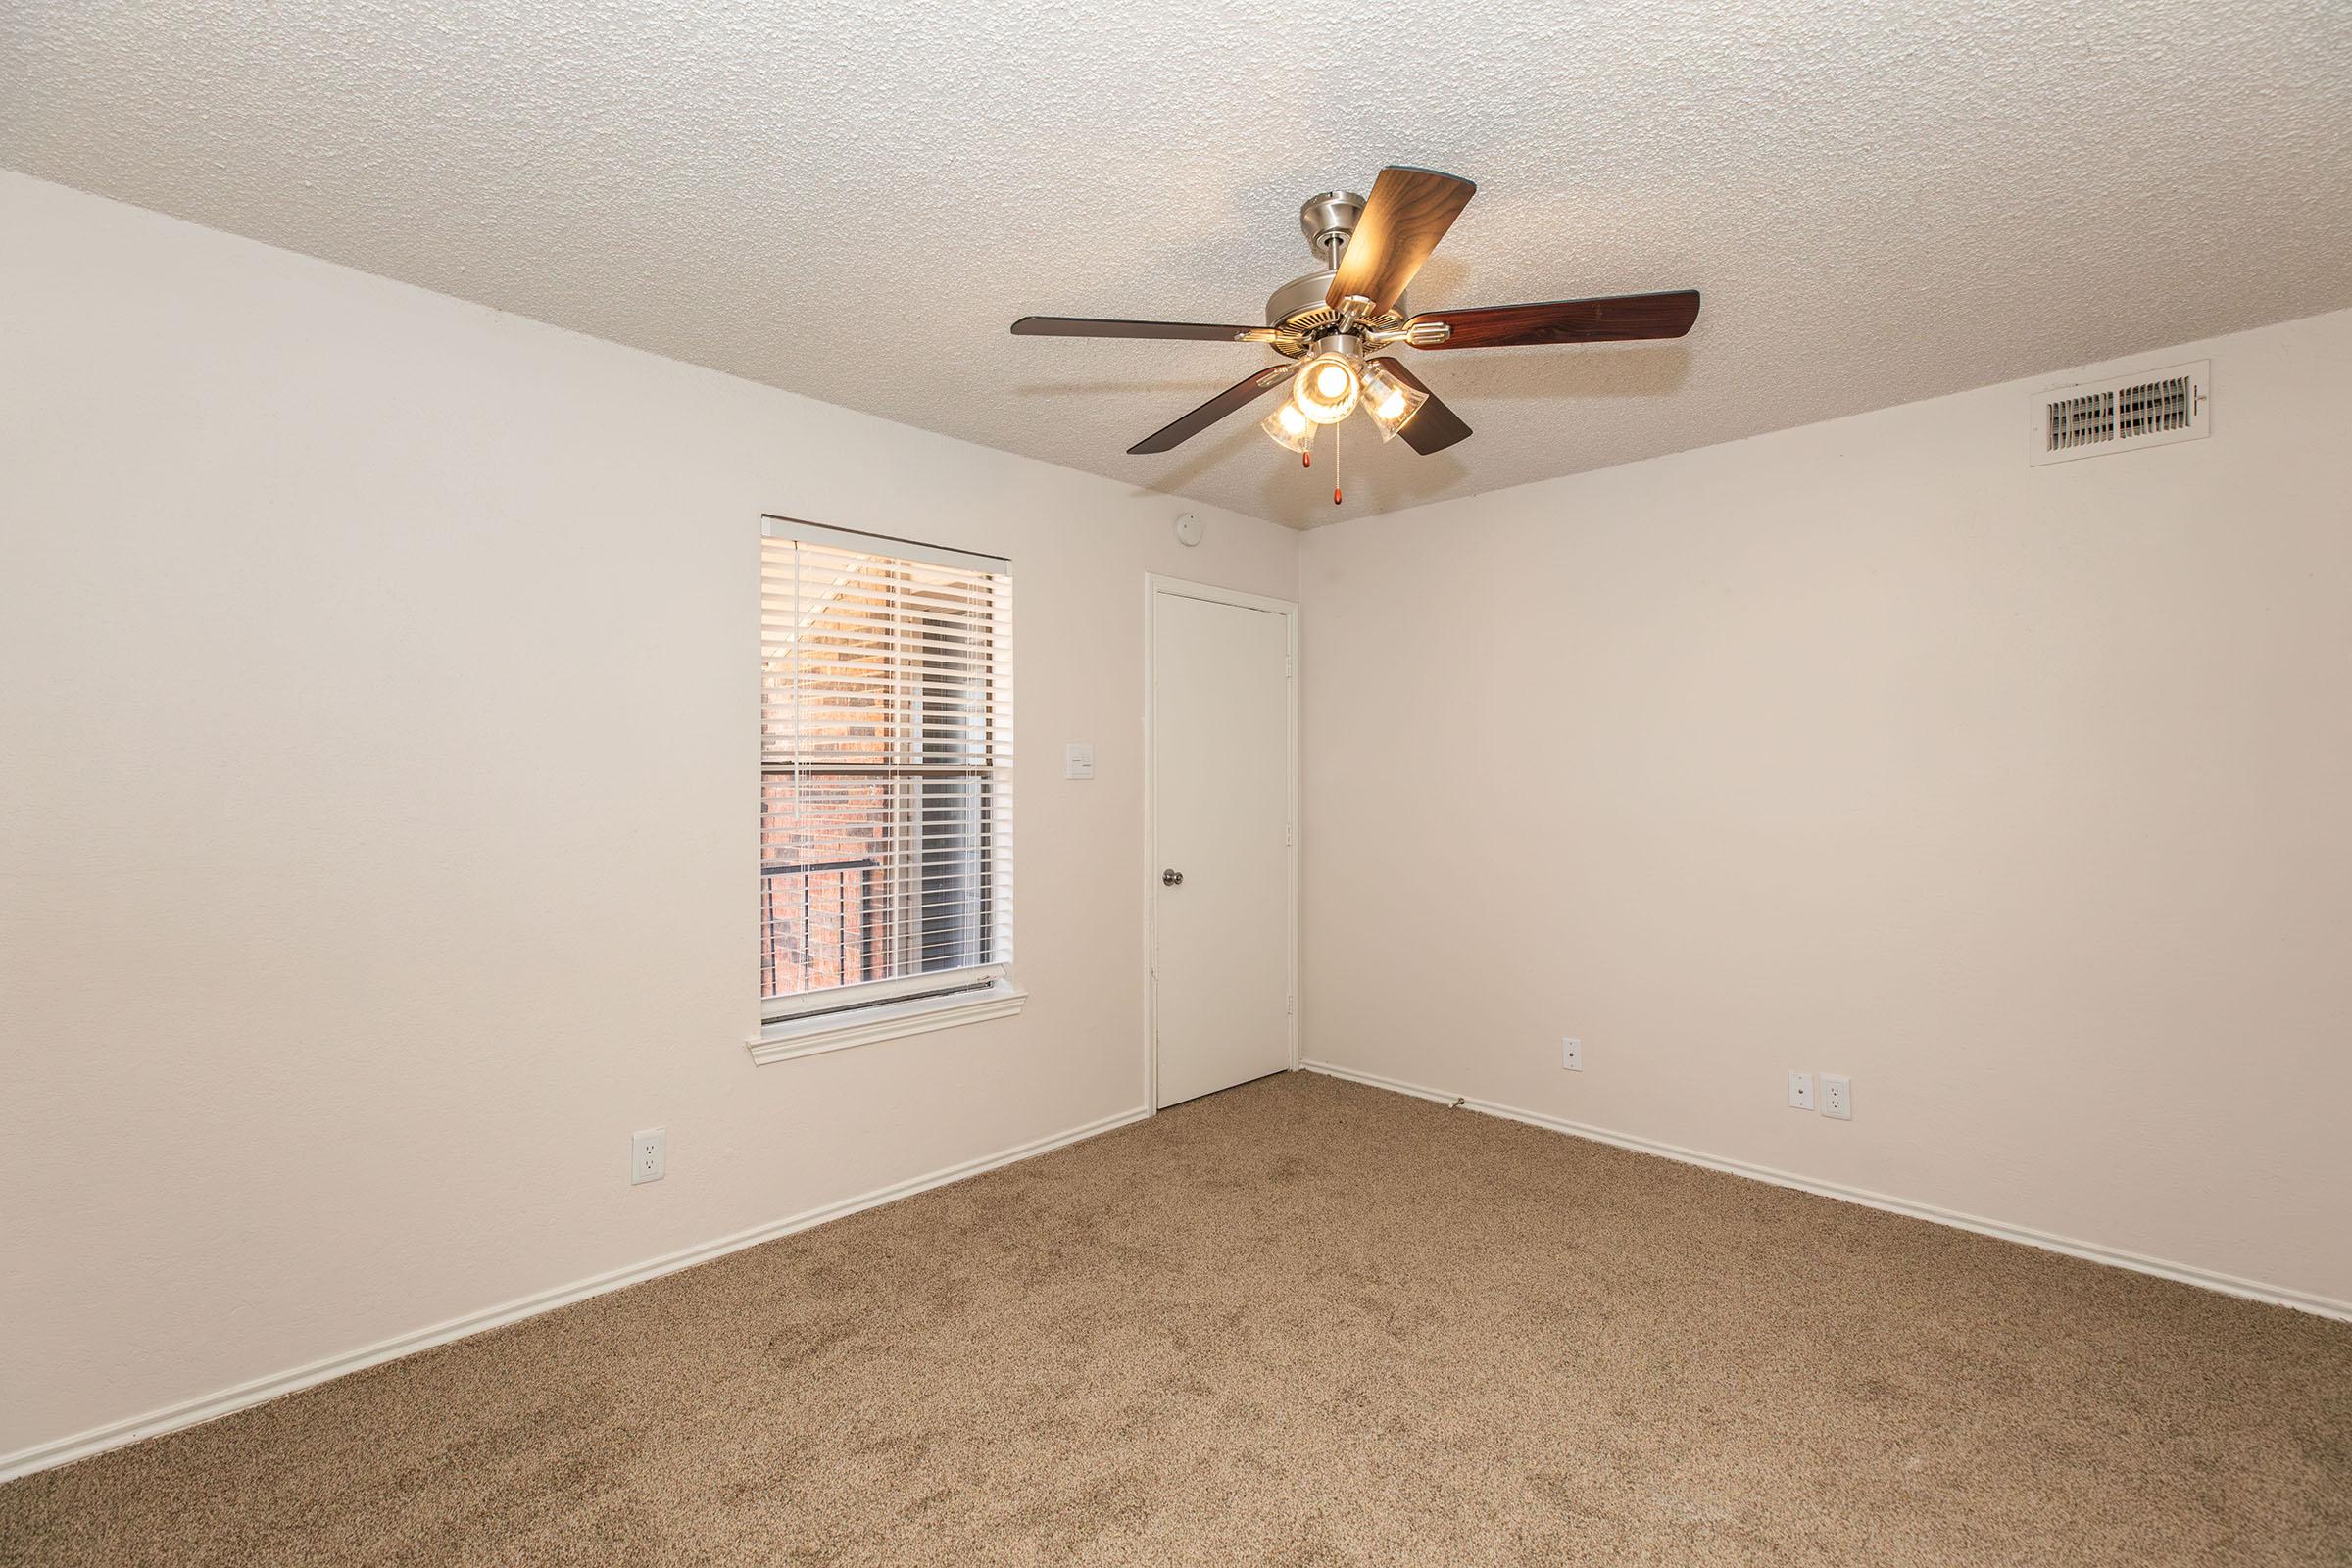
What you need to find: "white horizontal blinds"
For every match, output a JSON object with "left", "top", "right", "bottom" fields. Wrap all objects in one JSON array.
[{"left": 760, "top": 523, "right": 1012, "bottom": 1014}]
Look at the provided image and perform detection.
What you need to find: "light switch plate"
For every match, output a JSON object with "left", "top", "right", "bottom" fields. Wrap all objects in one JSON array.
[{"left": 1063, "top": 743, "right": 1095, "bottom": 781}]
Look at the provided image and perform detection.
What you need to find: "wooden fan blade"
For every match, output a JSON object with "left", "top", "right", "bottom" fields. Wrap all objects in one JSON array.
[
  {"left": 1326, "top": 167, "right": 1476, "bottom": 317},
  {"left": 1409, "top": 289, "right": 1700, "bottom": 350},
  {"left": 1012, "top": 316, "right": 1260, "bottom": 342},
  {"left": 1369, "top": 359, "right": 1471, "bottom": 455},
  {"left": 1128, "top": 365, "right": 1296, "bottom": 455}
]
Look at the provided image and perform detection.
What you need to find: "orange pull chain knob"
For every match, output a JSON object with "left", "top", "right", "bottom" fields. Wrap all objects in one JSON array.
[
  {"left": 1333, "top": 486, "right": 1343, "bottom": 505},
  {"left": 1301, "top": 452, "right": 1311, "bottom": 467}
]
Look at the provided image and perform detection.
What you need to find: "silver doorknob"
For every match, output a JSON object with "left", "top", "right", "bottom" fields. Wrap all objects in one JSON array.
[{"left": 1161, "top": 868, "right": 1184, "bottom": 886}]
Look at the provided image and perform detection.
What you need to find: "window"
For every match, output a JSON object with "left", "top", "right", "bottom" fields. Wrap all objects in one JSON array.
[{"left": 756, "top": 519, "right": 1016, "bottom": 1056}]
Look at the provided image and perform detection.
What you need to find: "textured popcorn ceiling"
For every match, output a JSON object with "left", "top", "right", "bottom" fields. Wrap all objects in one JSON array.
[{"left": 5, "top": 2, "right": 2349, "bottom": 527}]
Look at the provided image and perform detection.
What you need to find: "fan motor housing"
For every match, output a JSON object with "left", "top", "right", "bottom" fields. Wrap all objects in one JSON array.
[
  {"left": 1270, "top": 189, "right": 1408, "bottom": 353},
  {"left": 1264, "top": 269, "right": 1338, "bottom": 332},
  {"left": 1264, "top": 269, "right": 1408, "bottom": 353}
]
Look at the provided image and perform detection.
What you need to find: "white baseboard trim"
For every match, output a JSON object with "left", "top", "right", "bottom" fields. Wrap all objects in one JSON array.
[
  {"left": 1299, "top": 1059, "right": 2350, "bottom": 1324},
  {"left": 1, "top": 1103, "right": 1152, "bottom": 1484}
]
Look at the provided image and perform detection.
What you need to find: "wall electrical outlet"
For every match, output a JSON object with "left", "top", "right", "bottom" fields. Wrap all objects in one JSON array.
[
  {"left": 1561, "top": 1037, "right": 1583, "bottom": 1071},
  {"left": 630, "top": 1128, "right": 666, "bottom": 1184},
  {"left": 1788, "top": 1071, "right": 1814, "bottom": 1110},
  {"left": 1820, "top": 1075, "right": 1852, "bottom": 1120}
]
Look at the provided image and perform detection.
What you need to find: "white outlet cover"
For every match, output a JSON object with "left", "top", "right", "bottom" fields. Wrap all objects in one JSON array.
[
  {"left": 1561, "top": 1037, "right": 1582, "bottom": 1071},
  {"left": 631, "top": 1127, "right": 666, "bottom": 1184},
  {"left": 1063, "top": 742, "right": 1095, "bottom": 781},
  {"left": 1820, "top": 1075, "right": 1853, "bottom": 1120},
  {"left": 1788, "top": 1071, "right": 1814, "bottom": 1110}
]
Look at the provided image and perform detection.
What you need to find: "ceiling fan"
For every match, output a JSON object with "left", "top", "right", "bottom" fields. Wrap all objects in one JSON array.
[{"left": 1011, "top": 166, "right": 1700, "bottom": 504}]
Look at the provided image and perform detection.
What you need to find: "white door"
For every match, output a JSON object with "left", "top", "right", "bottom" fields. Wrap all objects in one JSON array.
[{"left": 1151, "top": 586, "right": 1294, "bottom": 1108}]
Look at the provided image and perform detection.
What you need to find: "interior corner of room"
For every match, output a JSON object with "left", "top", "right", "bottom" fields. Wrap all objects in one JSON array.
[{"left": 3, "top": 4, "right": 2349, "bottom": 1559}]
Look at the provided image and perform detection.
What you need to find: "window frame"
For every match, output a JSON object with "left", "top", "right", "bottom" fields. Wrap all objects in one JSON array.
[{"left": 749, "top": 517, "right": 1022, "bottom": 1062}]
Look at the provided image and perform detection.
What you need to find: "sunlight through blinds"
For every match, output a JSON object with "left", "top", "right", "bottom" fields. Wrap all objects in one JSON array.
[{"left": 760, "top": 520, "right": 1012, "bottom": 1017}]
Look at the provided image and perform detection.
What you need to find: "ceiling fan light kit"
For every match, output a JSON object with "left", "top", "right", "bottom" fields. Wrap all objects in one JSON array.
[
  {"left": 1011, "top": 166, "right": 1702, "bottom": 505},
  {"left": 1260, "top": 399, "right": 1316, "bottom": 457},
  {"left": 1292, "top": 347, "right": 1362, "bottom": 424},
  {"left": 1360, "top": 362, "right": 1427, "bottom": 442}
]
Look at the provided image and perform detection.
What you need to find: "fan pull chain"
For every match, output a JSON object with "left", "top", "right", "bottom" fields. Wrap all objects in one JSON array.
[{"left": 1333, "top": 416, "right": 1343, "bottom": 505}]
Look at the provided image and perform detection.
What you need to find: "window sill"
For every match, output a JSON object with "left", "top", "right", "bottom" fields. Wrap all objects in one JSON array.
[{"left": 746, "top": 980, "right": 1028, "bottom": 1065}]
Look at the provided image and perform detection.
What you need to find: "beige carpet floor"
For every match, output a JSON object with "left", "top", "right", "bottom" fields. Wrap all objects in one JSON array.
[{"left": 4, "top": 1072, "right": 2348, "bottom": 1566}]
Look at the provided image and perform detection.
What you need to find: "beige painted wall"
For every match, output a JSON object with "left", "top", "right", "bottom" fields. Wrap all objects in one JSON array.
[
  {"left": 1301, "top": 310, "right": 2352, "bottom": 1309},
  {"left": 0, "top": 172, "right": 1298, "bottom": 1460},
  {"left": 7, "top": 162, "right": 2346, "bottom": 1471}
]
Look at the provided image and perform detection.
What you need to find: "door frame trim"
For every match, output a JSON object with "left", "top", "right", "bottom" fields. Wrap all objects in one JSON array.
[{"left": 1143, "top": 574, "right": 1299, "bottom": 1112}]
